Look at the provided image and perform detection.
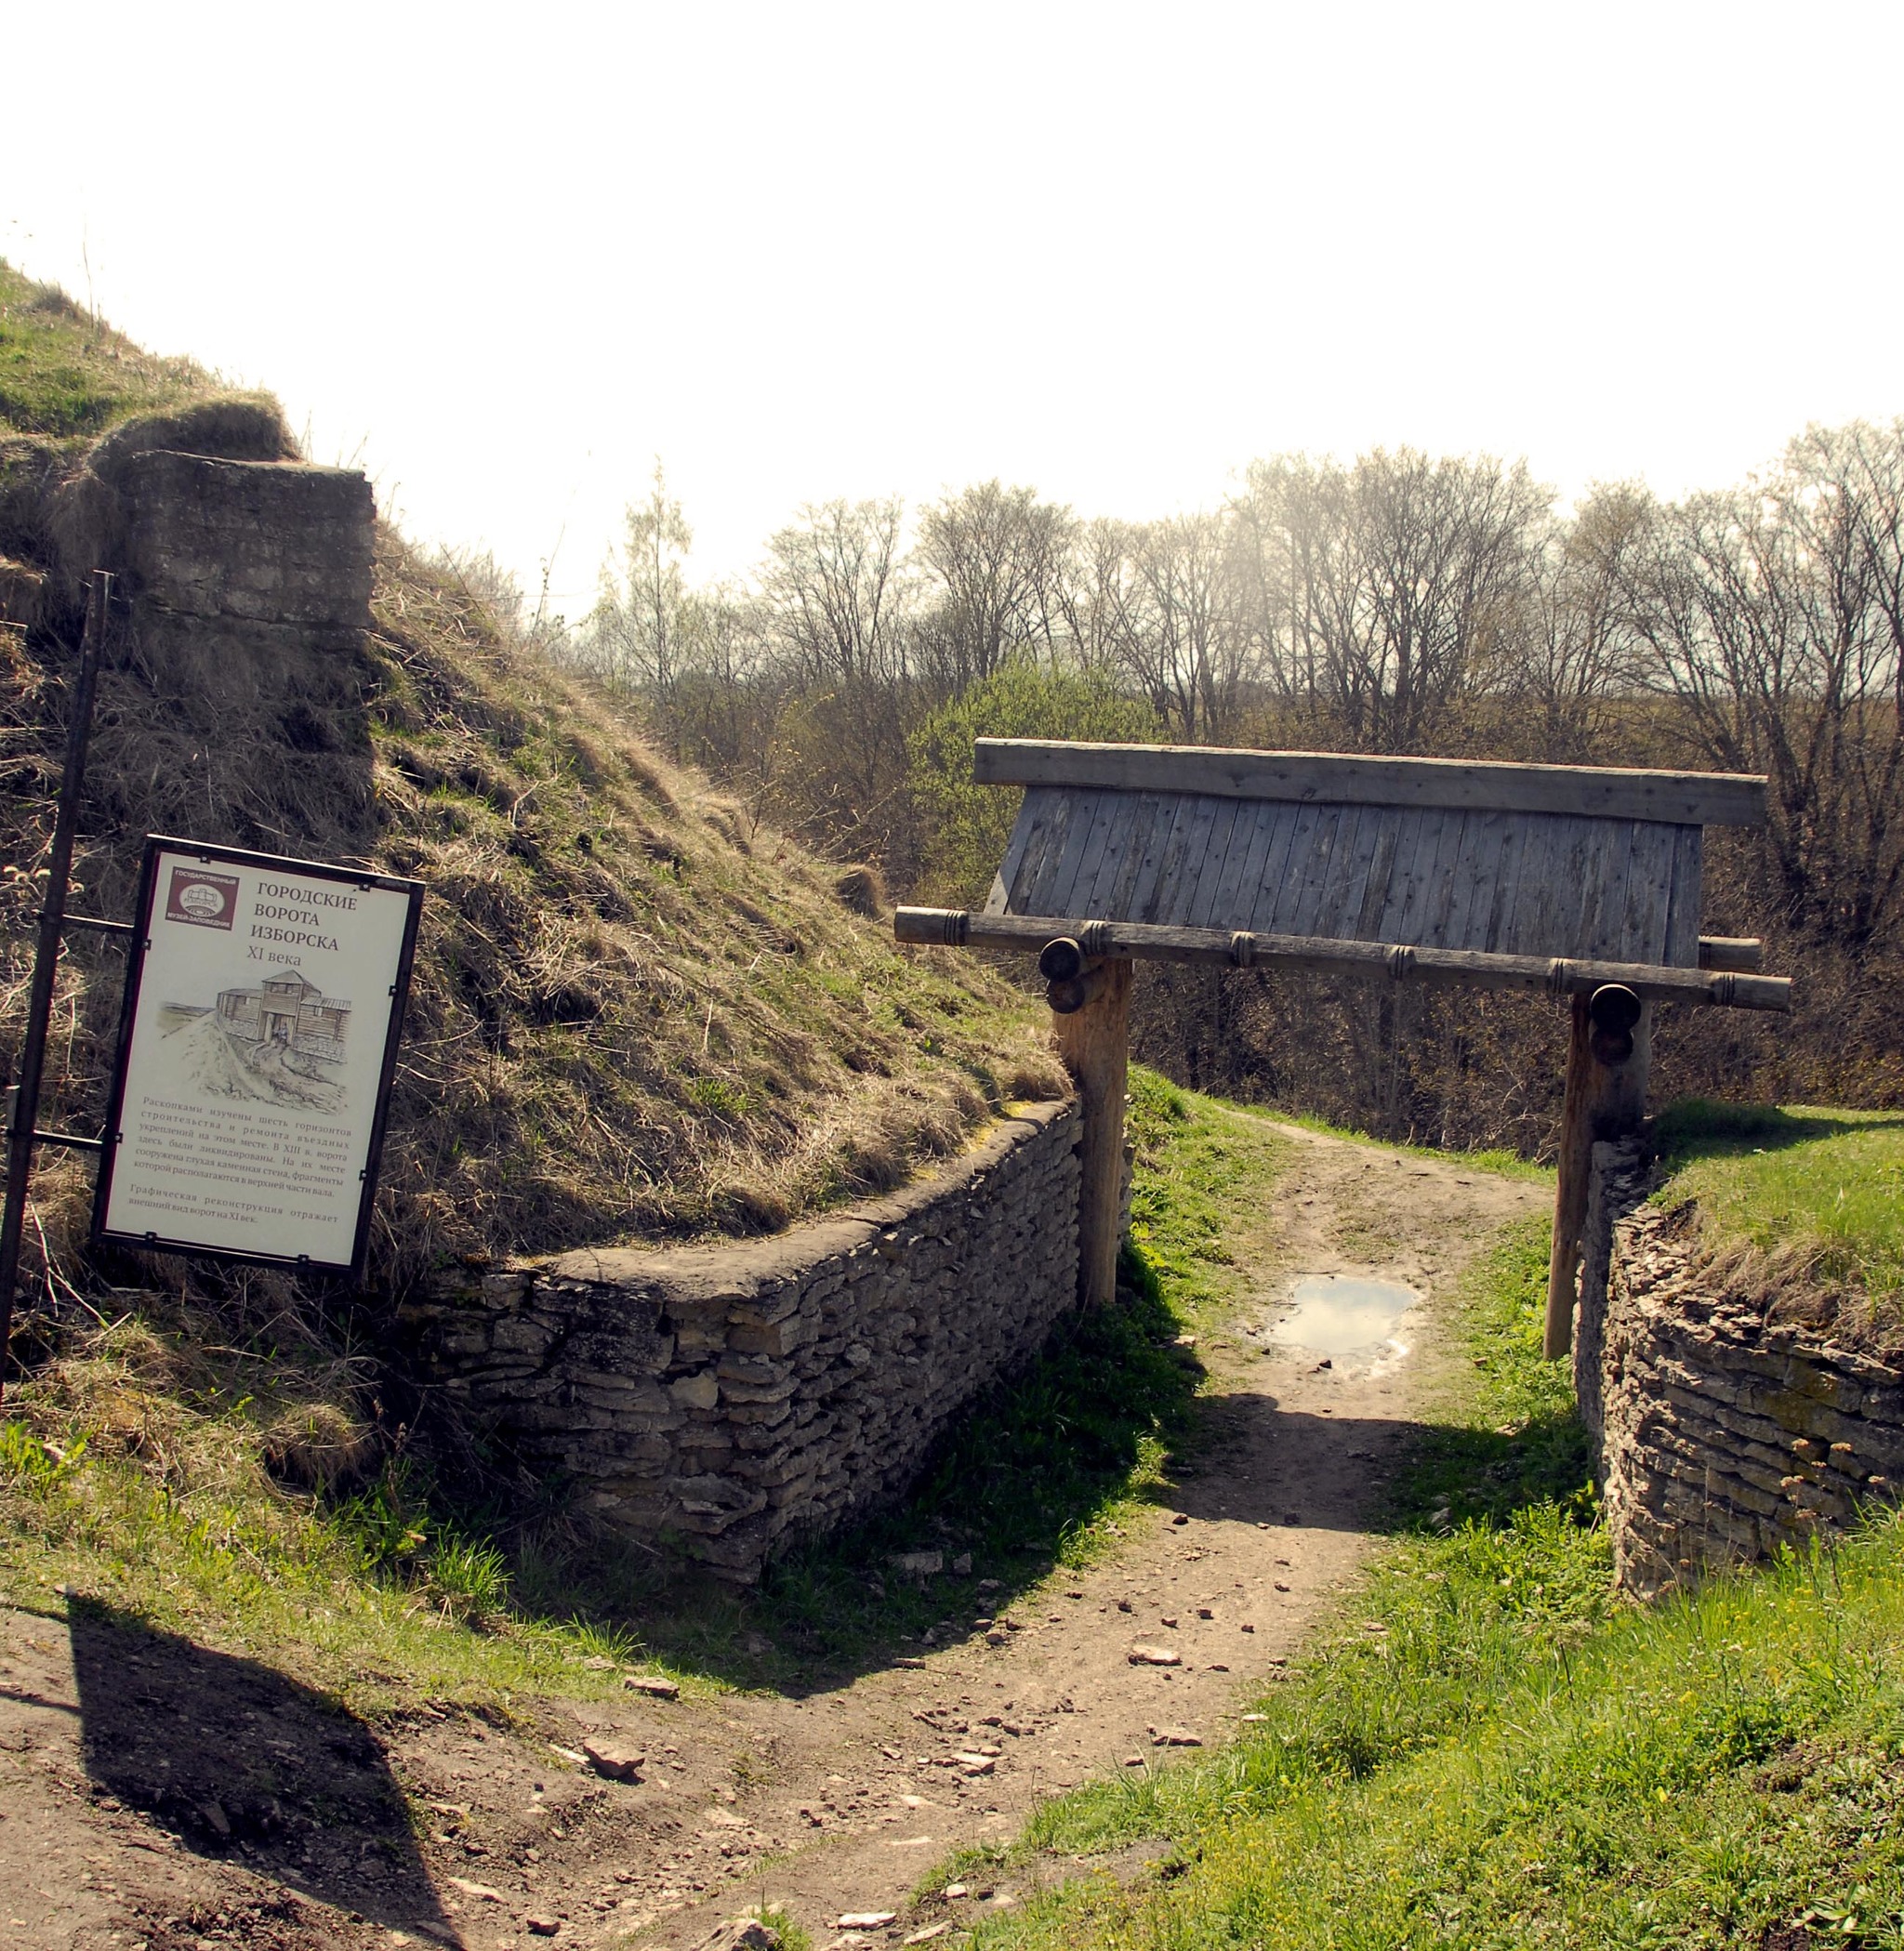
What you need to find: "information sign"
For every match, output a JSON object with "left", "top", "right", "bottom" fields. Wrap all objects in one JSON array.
[{"left": 93, "top": 837, "right": 424, "bottom": 1275}]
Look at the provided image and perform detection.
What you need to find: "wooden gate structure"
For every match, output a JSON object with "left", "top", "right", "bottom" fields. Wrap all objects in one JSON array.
[{"left": 895, "top": 738, "right": 1792, "bottom": 1361}]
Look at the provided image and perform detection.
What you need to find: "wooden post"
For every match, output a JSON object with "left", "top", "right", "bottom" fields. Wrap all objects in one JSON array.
[
  {"left": 1544, "top": 992, "right": 1652, "bottom": 1358},
  {"left": 1054, "top": 956, "right": 1131, "bottom": 1308}
]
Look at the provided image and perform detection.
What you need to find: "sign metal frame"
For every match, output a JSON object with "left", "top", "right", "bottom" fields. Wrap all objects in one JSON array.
[{"left": 91, "top": 836, "right": 425, "bottom": 1279}]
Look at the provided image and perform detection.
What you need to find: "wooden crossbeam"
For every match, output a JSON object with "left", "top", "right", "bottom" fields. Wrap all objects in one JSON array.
[
  {"left": 895, "top": 907, "right": 1792, "bottom": 1011},
  {"left": 973, "top": 739, "right": 1769, "bottom": 827}
]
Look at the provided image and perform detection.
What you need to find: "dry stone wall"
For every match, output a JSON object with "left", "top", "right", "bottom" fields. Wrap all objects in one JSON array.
[
  {"left": 1576, "top": 1139, "right": 1904, "bottom": 1598},
  {"left": 403, "top": 1100, "right": 1082, "bottom": 1582}
]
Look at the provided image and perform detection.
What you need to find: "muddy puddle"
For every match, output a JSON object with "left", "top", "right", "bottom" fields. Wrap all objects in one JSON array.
[{"left": 1266, "top": 1273, "right": 1419, "bottom": 1369}]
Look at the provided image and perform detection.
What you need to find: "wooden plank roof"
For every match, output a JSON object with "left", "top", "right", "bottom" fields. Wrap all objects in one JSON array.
[
  {"left": 975, "top": 739, "right": 1768, "bottom": 826},
  {"left": 973, "top": 741, "right": 1761, "bottom": 969}
]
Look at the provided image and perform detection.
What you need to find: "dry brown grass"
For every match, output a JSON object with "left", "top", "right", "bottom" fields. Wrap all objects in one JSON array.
[{"left": 0, "top": 275, "right": 1067, "bottom": 1322}]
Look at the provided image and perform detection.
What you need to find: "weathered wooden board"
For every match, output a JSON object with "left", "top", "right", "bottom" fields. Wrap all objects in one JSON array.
[
  {"left": 991, "top": 785, "right": 1708, "bottom": 967},
  {"left": 974, "top": 739, "right": 1768, "bottom": 826}
]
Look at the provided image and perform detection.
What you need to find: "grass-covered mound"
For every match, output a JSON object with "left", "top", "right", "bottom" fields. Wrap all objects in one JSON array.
[
  {"left": 0, "top": 1071, "right": 1236, "bottom": 1707},
  {"left": 0, "top": 257, "right": 1064, "bottom": 1296},
  {"left": 1650, "top": 1100, "right": 1904, "bottom": 1348}
]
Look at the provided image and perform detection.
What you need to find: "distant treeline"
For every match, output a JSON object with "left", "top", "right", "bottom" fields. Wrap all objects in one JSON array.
[{"left": 486, "top": 422, "right": 1904, "bottom": 1151}]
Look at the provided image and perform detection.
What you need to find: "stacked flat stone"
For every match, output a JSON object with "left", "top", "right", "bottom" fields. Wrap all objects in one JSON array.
[
  {"left": 403, "top": 1101, "right": 1081, "bottom": 1581},
  {"left": 1577, "top": 1147, "right": 1904, "bottom": 1599}
]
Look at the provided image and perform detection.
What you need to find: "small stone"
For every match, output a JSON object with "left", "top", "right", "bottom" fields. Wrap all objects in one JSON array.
[
  {"left": 448, "top": 1878, "right": 505, "bottom": 1904},
  {"left": 624, "top": 1674, "right": 680, "bottom": 1700},
  {"left": 1240, "top": 1622, "right": 1255, "bottom": 1633},
  {"left": 1122, "top": 1754, "right": 1144, "bottom": 1767},
  {"left": 1170, "top": 1514, "right": 1190, "bottom": 1527},
  {"left": 1275, "top": 1581, "right": 1290, "bottom": 1592},
  {"left": 582, "top": 1654, "right": 615, "bottom": 1670},
  {"left": 1196, "top": 1607, "right": 1214, "bottom": 1620},
  {"left": 581, "top": 1737, "right": 645, "bottom": 1783},
  {"left": 1128, "top": 1645, "right": 1181, "bottom": 1667},
  {"left": 942, "top": 1883, "right": 969, "bottom": 1899},
  {"left": 985, "top": 1631, "right": 1008, "bottom": 1647},
  {"left": 1117, "top": 1599, "right": 1133, "bottom": 1613},
  {"left": 201, "top": 1801, "right": 231, "bottom": 1839},
  {"left": 712, "top": 1925, "right": 782, "bottom": 1951},
  {"left": 891, "top": 1551, "right": 945, "bottom": 1577},
  {"left": 526, "top": 1919, "right": 561, "bottom": 1938},
  {"left": 1149, "top": 1725, "right": 1202, "bottom": 1747},
  {"left": 905, "top": 1926, "right": 952, "bottom": 1945},
  {"left": 1159, "top": 1615, "right": 1179, "bottom": 1628},
  {"left": 951, "top": 1552, "right": 973, "bottom": 1575},
  {"left": 836, "top": 1914, "right": 899, "bottom": 1931}
]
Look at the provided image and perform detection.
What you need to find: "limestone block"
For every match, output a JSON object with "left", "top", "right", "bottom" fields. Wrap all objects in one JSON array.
[
  {"left": 669, "top": 1372, "right": 720, "bottom": 1411},
  {"left": 113, "top": 450, "right": 373, "bottom": 628}
]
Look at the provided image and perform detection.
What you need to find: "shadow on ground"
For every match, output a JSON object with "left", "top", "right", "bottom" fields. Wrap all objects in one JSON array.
[{"left": 67, "top": 1597, "right": 459, "bottom": 1944}]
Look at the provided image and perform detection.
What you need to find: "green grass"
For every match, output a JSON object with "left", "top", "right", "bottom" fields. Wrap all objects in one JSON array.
[
  {"left": 1125, "top": 1067, "right": 1294, "bottom": 1325},
  {"left": 1254, "top": 1104, "right": 1555, "bottom": 1184},
  {"left": 0, "top": 1409, "right": 654, "bottom": 1722},
  {"left": 1653, "top": 1099, "right": 1904, "bottom": 1303},
  {"left": 0, "top": 258, "right": 208, "bottom": 436},
  {"left": 986, "top": 1519, "right": 1904, "bottom": 1949},
  {"left": 959, "top": 1132, "right": 1904, "bottom": 1950},
  {"left": 0, "top": 1073, "right": 1291, "bottom": 1702}
]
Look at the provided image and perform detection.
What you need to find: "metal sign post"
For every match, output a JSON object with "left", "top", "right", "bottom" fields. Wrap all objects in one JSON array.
[
  {"left": 0, "top": 571, "right": 424, "bottom": 1399},
  {"left": 0, "top": 572, "right": 123, "bottom": 1397}
]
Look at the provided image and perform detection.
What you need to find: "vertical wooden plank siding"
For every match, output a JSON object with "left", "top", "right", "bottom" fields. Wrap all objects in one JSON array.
[
  {"left": 1353, "top": 808, "right": 1407, "bottom": 939},
  {"left": 1182, "top": 798, "right": 1246, "bottom": 928},
  {"left": 1441, "top": 809, "right": 1503, "bottom": 951},
  {"left": 1122, "top": 792, "right": 1186, "bottom": 924},
  {"left": 1265, "top": 803, "right": 1326, "bottom": 932},
  {"left": 1245, "top": 804, "right": 1307, "bottom": 933},
  {"left": 1419, "top": 808, "right": 1473, "bottom": 947},
  {"left": 993, "top": 787, "right": 1048, "bottom": 913},
  {"left": 1664, "top": 825, "right": 1704, "bottom": 967},
  {"left": 1574, "top": 818, "right": 1634, "bottom": 960},
  {"left": 1386, "top": 808, "right": 1448, "bottom": 943},
  {"left": 1161, "top": 797, "right": 1223, "bottom": 925},
  {"left": 1140, "top": 795, "right": 1200, "bottom": 923},
  {"left": 1287, "top": 805, "right": 1349, "bottom": 938},
  {"left": 1095, "top": 791, "right": 1162, "bottom": 919},
  {"left": 1320, "top": 804, "right": 1382, "bottom": 939},
  {"left": 1617, "top": 821, "right": 1677, "bottom": 965},
  {"left": 1012, "top": 788, "right": 1073, "bottom": 912}
]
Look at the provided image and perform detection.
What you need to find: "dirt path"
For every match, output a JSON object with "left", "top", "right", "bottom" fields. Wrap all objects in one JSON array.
[{"left": 0, "top": 1121, "right": 1543, "bottom": 1951}]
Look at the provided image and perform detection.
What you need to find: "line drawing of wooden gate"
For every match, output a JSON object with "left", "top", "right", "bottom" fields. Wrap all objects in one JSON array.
[{"left": 897, "top": 737, "right": 1790, "bottom": 1359}]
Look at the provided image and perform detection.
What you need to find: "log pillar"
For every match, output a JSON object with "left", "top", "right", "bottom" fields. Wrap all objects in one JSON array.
[
  {"left": 1544, "top": 989, "right": 1652, "bottom": 1358},
  {"left": 1053, "top": 956, "right": 1132, "bottom": 1307}
]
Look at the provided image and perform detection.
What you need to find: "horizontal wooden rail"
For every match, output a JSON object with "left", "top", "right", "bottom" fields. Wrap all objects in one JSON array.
[
  {"left": 972, "top": 739, "right": 1769, "bottom": 827},
  {"left": 1697, "top": 936, "right": 1763, "bottom": 971},
  {"left": 894, "top": 907, "right": 1792, "bottom": 1012}
]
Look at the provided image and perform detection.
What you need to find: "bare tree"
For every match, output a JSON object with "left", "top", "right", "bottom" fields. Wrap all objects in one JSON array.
[
  {"left": 916, "top": 480, "right": 1072, "bottom": 692},
  {"left": 1622, "top": 420, "right": 1904, "bottom": 944},
  {"left": 586, "top": 461, "right": 694, "bottom": 695},
  {"left": 1115, "top": 512, "right": 1248, "bottom": 742},
  {"left": 761, "top": 497, "right": 914, "bottom": 685},
  {"left": 1522, "top": 482, "right": 1651, "bottom": 760},
  {"left": 1230, "top": 451, "right": 1547, "bottom": 751}
]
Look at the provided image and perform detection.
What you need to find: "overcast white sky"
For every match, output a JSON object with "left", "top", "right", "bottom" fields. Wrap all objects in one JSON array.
[{"left": 7, "top": 2, "right": 1900, "bottom": 620}]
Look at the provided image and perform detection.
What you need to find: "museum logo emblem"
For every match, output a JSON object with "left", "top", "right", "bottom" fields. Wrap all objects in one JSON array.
[{"left": 165, "top": 868, "right": 240, "bottom": 930}]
